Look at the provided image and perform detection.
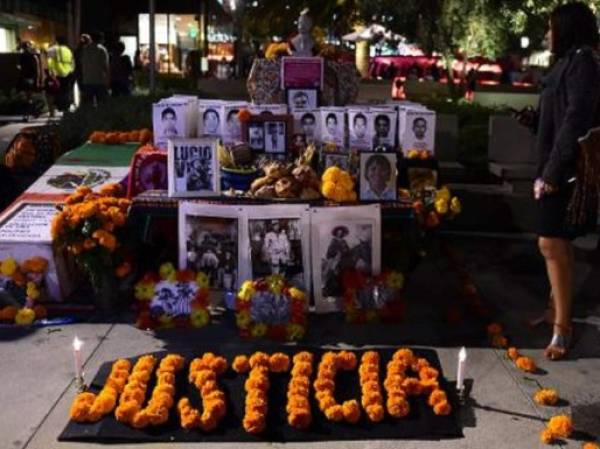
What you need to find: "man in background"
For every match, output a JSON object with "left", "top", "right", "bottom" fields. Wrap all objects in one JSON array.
[
  {"left": 79, "top": 32, "right": 109, "bottom": 107},
  {"left": 47, "top": 36, "right": 75, "bottom": 113}
]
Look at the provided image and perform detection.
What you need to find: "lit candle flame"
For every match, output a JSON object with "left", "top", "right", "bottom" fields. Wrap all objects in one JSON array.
[
  {"left": 73, "top": 336, "right": 83, "bottom": 351},
  {"left": 459, "top": 347, "right": 467, "bottom": 361}
]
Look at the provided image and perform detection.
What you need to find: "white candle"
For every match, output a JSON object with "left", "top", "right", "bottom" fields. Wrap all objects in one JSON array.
[
  {"left": 456, "top": 346, "right": 467, "bottom": 391},
  {"left": 73, "top": 337, "right": 84, "bottom": 379}
]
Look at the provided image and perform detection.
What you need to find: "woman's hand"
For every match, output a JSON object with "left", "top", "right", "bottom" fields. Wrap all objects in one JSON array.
[{"left": 534, "top": 178, "right": 558, "bottom": 200}]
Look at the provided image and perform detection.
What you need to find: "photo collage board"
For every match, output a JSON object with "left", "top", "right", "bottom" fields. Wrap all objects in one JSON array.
[{"left": 178, "top": 203, "right": 381, "bottom": 313}]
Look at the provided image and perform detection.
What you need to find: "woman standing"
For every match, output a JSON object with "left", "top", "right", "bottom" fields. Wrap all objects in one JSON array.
[{"left": 531, "top": 3, "right": 600, "bottom": 360}]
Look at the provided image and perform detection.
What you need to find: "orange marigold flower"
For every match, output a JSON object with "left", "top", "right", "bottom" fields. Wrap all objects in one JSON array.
[
  {"left": 99, "top": 182, "right": 123, "bottom": 197},
  {"left": 428, "top": 389, "right": 448, "bottom": 407},
  {"left": 237, "top": 108, "right": 252, "bottom": 123},
  {"left": 115, "top": 262, "right": 132, "bottom": 278},
  {"left": 534, "top": 388, "right": 559, "bottom": 406},
  {"left": 491, "top": 334, "right": 508, "bottom": 348},
  {"left": 269, "top": 353, "right": 290, "bottom": 373},
  {"left": 433, "top": 400, "right": 452, "bottom": 416},
  {"left": 342, "top": 399, "right": 361, "bottom": 423},
  {"left": 540, "top": 428, "right": 555, "bottom": 444},
  {"left": 515, "top": 356, "right": 537, "bottom": 373},
  {"left": 583, "top": 442, "right": 600, "bottom": 449},
  {"left": 324, "top": 404, "right": 344, "bottom": 422},
  {"left": 232, "top": 355, "right": 250, "bottom": 373},
  {"left": 547, "top": 415, "right": 573, "bottom": 439},
  {"left": 21, "top": 256, "right": 48, "bottom": 273},
  {"left": 507, "top": 347, "right": 520, "bottom": 361}
]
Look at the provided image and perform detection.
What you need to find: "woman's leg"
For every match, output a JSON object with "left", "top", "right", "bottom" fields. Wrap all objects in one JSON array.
[{"left": 538, "top": 236, "right": 574, "bottom": 358}]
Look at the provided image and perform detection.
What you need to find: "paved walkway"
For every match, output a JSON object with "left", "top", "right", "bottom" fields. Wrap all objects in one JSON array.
[{"left": 1, "top": 235, "right": 598, "bottom": 449}]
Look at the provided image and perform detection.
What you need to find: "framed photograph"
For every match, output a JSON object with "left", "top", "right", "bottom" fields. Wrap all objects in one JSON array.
[
  {"left": 320, "top": 108, "right": 345, "bottom": 148},
  {"left": 178, "top": 203, "right": 248, "bottom": 292},
  {"left": 348, "top": 108, "right": 372, "bottom": 151},
  {"left": 167, "top": 138, "right": 220, "bottom": 197},
  {"left": 359, "top": 152, "right": 398, "bottom": 201},
  {"left": 221, "top": 102, "right": 247, "bottom": 144},
  {"left": 310, "top": 205, "right": 381, "bottom": 313},
  {"left": 245, "top": 205, "right": 311, "bottom": 292},
  {"left": 286, "top": 88, "right": 318, "bottom": 113},
  {"left": 323, "top": 152, "right": 350, "bottom": 172},
  {"left": 153, "top": 102, "right": 189, "bottom": 149},
  {"left": 293, "top": 110, "right": 320, "bottom": 143},
  {"left": 399, "top": 108, "right": 436, "bottom": 155},
  {"left": 242, "top": 114, "right": 293, "bottom": 153},
  {"left": 199, "top": 104, "right": 223, "bottom": 137},
  {"left": 281, "top": 56, "right": 324, "bottom": 89},
  {"left": 370, "top": 109, "right": 397, "bottom": 150}
]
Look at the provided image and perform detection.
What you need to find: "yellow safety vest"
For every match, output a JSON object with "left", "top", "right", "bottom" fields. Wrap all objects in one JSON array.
[{"left": 48, "top": 45, "right": 74, "bottom": 78}]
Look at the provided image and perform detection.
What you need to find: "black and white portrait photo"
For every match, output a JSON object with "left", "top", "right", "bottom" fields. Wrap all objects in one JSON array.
[
  {"left": 178, "top": 203, "right": 246, "bottom": 292},
  {"left": 310, "top": 205, "right": 381, "bottom": 312},
  {"left": 153, "top": 102, "right": 187, "bottom": 149},
  {"left": 323, "top": 152, "right": 350, "bottom": 172},
  {"left": 185, "top": 216, "right": 238, "bottom": 290},
  {"left": 248, "top": 218, "right": 306, "bottom": 288},
  {"left": 168, "top": 138, "right": 219, "bottom": 197},
  {"left": 320, "top": 108, "right": 345, "bottom": 147},
  {"left": 371, "top": 111, "right": 397, "bottom": 150},
  {"left": 248, "top": 122, "right": 265, "bottom": 151},
  {"left": 222, "top": 106, "right": 242, "bottom": 143},
  {"left": 320, "top": 223, "right": 374, "bottom": 298},
  {"left": 264, "top": 121, "right": 287, "bottom": 153},
  {"left": 287, "top": 88, "right": 318, "bottom": 112},
  {"left": 348, "top": 109, "right": 371, "bottom": 150},
  {"left": 399, "top": 109, "right": 436, "bottom": 155},
  {"left": 201, "top": 107, "right": 221, "bottom": 136}
]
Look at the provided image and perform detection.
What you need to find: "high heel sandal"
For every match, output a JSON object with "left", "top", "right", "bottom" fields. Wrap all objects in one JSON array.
[
  {"left": 544, "top": 322, "right": 572, "bottom": 361},
  {"left": 526, "top": 294, "right": 555, "bottom": 328}
]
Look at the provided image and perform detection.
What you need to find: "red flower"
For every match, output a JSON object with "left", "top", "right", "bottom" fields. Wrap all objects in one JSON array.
[
  {"left": 236, "top": 300, "right": 251, "bottom": 311},
  {"left": 239, "top": 329, "right": 251, "bottom": 339},
  {"left": 254, "top": 280, "right": 267, "bottom": 291},
  {"left": 142, "top": 272, "right": 160, "bottom": 284},
  {"left": 291, "top": 313, "right": 306, "bottom": 325}
]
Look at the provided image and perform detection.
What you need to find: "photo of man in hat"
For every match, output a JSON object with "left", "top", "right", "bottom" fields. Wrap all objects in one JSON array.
[{"left": 323, "top": 225, "right": 351, "bottom": 297}]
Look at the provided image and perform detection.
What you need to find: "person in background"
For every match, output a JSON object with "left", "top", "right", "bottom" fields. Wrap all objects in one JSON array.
[
  {"left": 16, "top": 41, "right": 44, "bottom": 121},
  {"left": 518, "top": 2, "right": 600, "bottom": 360},
  {"left": 74, "top": 34, "right": 91, "bottom": 100},
  {"left": 110, "top": 41, "right": 133, "bottom": 96},
  {"left": 79, "top": 31, "right": 109, "bottom": 107},
  {"left": 47, "top": 36, "right": 75, "bottom": 113}
]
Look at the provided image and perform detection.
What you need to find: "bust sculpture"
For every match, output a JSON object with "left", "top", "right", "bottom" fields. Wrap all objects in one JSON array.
[{"left": 290, "top": 9, "right": 315, "bottom": 57}]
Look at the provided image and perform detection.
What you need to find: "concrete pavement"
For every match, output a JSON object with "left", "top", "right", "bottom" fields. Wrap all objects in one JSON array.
[{"left": 1, "top": 234, "right": 598, "bottom": 449}]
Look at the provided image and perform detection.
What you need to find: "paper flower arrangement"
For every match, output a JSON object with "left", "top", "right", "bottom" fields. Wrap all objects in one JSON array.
[
  {"left": 134, "top": 263, "right": 211, "bottom": 330},
  {"left": 0, "top": 256, "right": 48, "bottom": 325},
  {"left": 89, "top": 129, "right": 153, "bottom": 145},
  {"left": 235, "top": 275, "right": 307, "bottom": 341},
  {"left": 321, "top": 166, "right": 357, "bottom": 203},
  {"left": 341, "top": 270, "right": 406, "bottom": 324}
]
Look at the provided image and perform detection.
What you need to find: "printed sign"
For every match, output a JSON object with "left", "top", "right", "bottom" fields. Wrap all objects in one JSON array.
[
  {"left": 168, "top": 138, "right": 219, "bottom": 197},
  {"left": 281, "top": 57, "right": 324, "bottom": 89},
  {"left": 0, "top": 203, "right": 57, "bottom": 243}
]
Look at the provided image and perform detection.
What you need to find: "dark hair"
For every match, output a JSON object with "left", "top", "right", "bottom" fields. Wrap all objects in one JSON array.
[
  {"left": 161, "top": 107, "right": 176, "bottom": 119},
  {"left": 301, "top": 113, "right": 315, "bottom": 123},
  {"left": 326, "top": 113, "right": 337, "bottom": 124},
  {"left": 294, "top": 91, "right": 309, "bottom": 99},
  {"left": 227, "top": 109, "right": 239, "bottom": 121},
  {"left": 56, "top": 35, "right": 68, "bottom": 46},
  {"left": 90, "top": 31, "right": 104, "bottom": 44},
  {"left": 413, "top": 117, "right": 426, "bottom": 126},
  {"left": 353, "top": 113, "right": 367, "bottom": 125},
  {"left": 115, "top": 41, "right": 126, "bottom": 54},
  {"left": 375, "top": 114, "right": 390, "bottom": 126},
  {"left": 365, "top": 154, "right": 392, "bottom": 178},
  {"left": 550, "top": 2, "right": 599, "bottom": 58},
  {"left": 203, "top": 108, "right": 219, "bottom": 120}
]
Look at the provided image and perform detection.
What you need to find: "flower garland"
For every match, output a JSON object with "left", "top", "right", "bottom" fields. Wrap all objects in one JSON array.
[
  {"left": 287, "top": 351, "right": 313, "bottom": 429},
  {"left": 235, "top": 275, "right": 306, "bottom": 341},
  {"left": 134, "top": 263, "right": 211, "bottom": 330},
  {"left": 115, "top": 355, "right": 157, "bottom": 426},
  {"left": 242, "top": 352, "right": 271, "bottom": 434},
  {"left": 384, "top": 351, "right": 410, "bottom": 418},
  {"left": 314, "top": 351, "right": 361, "bottom": 423},
  {"left": 342, "top": 270, "right": 406, "bottom": 324},
  {"left": 129, "top": 354, "right": 185, "bottom": 428},
  {"left": 359, "top": 351, "right": 385, "bottom": 422},
  {"left": 89, "top": 129, "right": 153, "bottom": 145},
  {"left": 69, "top": 359, "right": 131, "bottom": 422},
  {"left": 178, "top": 353, "right": 228, "bottom": 431},
  {"left": 0, "top": 256, "right": 48, "bottom": 325}
]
